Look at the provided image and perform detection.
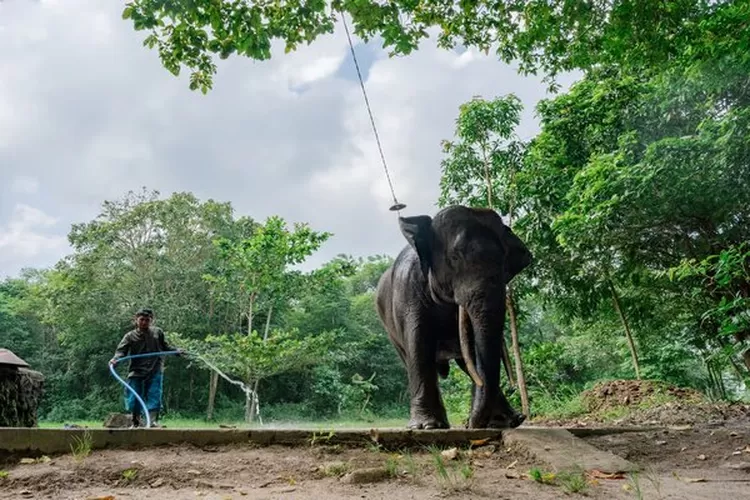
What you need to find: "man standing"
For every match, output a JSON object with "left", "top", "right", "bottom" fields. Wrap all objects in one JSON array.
[{"left": 109, "top": 308, "right": 182, "bottom": 428}]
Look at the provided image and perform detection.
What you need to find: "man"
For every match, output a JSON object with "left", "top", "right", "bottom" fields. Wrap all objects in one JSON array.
[{"left": 109, "top": 308, "right": 183, "bottom": 428}]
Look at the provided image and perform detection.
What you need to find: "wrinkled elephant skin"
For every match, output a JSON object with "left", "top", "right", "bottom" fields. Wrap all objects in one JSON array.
[{"left": 375, "top": 205, "right": 533, "bottom": 430}]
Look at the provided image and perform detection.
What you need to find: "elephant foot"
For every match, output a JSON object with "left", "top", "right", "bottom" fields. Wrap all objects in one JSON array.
[
  {"left": 466, "top": 410, "right": 526, "bottom": 429},
  {"left": 487, "top": 411, "right": 526, "bottom": 429},
  {"left": 408, "top": 413, "right": 450, "bottom": 430}
]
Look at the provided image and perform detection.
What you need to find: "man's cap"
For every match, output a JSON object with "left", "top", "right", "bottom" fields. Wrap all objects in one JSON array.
[{"left": 135, "top": 308, "right": 154, "bottom": 318}]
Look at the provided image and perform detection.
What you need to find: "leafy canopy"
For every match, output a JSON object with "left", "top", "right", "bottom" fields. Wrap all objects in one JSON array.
[{"left": 122, "top": 0, "right": 743, "bottom": 92}]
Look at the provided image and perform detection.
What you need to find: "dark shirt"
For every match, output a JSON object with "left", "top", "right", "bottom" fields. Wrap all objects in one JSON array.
[{"left": 112, "top": 326, "right": 174, "bottom": 379}]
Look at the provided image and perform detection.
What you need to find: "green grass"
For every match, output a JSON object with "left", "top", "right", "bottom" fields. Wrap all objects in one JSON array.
[{"left": 39, "top": 417, "right": 411, "bottom": 430}]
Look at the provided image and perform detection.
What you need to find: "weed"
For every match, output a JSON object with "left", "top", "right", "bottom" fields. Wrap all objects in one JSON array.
[
  {"left": 385, "top": 454, "right": 400, "bottom": 477},
  {"left": 643, "top": 466, "right": 663, "bottom": 499},
  {"left": 427, "top": 445, "right": 474, "bottom": 492},
  {"left": 528, "top": 467, "right": 556, "bottom": 485},
  {"left": 309, "top": 429, "right": 335, "bottom": 447},
  {"left": 558, "top": 469, "right": 589, "bottom": 494},
  {"left": 626, "top": 472, "right": 643, "bottom": 500},
  {"left": 0, "top": 470, "right": 8, "bottom": 479},
  {"left": 321, "top": 461, "right": 351, "bottom": 477},
  {"left": 69, "top": 430, "right": 92, "bottom": 463},
  {"left": 402, "top": 451, "right": 418, "bottom": 477},
  {"left": 121, "top": 468, "right": 138, "bottom": 482}
]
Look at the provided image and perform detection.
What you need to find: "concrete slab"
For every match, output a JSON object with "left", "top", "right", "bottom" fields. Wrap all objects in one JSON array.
[
  {"left": 503, "top": 427, "right": 639, "bottom": 474},
  {"left": 0, "top": 427, "right": 505, "bottom": 457}
]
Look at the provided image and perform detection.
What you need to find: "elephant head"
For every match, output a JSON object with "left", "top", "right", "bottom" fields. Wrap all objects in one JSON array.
[{"left": 398, "top": 205, "right": 532, "bottom": 427}]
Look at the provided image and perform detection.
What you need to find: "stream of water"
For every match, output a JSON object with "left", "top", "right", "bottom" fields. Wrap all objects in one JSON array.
[{"left": 193, "top": 354, "right": 263, "bottom": 425}]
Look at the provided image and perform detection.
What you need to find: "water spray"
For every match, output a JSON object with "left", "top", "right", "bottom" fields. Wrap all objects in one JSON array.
[{"left": 109, "top": 350, "right": 261, "bottom": 428}]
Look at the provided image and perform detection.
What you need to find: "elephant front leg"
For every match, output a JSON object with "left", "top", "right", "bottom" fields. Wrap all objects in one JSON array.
[
  {"left": 405, "top": 329, "right": 449, "bottom": 430},
  {"left": 457, "top": 359, "right": 525, "bottom": 429}
]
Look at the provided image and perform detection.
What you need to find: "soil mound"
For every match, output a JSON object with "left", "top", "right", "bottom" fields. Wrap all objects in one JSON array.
[
  {"left": 581, "top": 379, "right": 704, "bottom": 413},
  {"left": 534, "top": 379, "right": 750, "bottom": 428}
]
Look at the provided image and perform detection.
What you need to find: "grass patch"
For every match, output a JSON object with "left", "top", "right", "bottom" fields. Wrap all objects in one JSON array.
[
  {"left": 39, "top": 417, "right": 411, "bottom": 430},
  {"left": 69, "top": 430, "right": 92, "bottom": 463},
  {"left": 426, "top": 445, "right": 475, "bottom": 492},
  {"left": 0, "top": 470, "right": 9, "bottom": 479}
]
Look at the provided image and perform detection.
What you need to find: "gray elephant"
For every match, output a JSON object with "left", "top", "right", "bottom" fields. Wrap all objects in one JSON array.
[{"left": 375, "top": 205, "right": 533, "bottom": 429}]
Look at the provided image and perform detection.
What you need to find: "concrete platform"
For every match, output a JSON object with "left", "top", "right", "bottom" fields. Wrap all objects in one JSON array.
[
  {"left": 0, "top": 427, "right": 506, "bottom": 456},
  {"left": 504, "top": 427, "right": 639, "bottom": 474},
  {"left": 0, "top": 425, "right": 643, "bottom": 475}
]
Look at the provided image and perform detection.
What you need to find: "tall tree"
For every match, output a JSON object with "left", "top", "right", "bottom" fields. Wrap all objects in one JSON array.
[{"left": 202, "top": 215, "right": 333, "bottom": 421}]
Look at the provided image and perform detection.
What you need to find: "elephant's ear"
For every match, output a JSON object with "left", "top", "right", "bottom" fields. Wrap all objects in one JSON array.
[
  {"left": 399, "top": 215, "right": 434, "bottom": 277},
  {"left": 472, "top": 208, "right": 533, "bottom": 282},
  {"left": 502, "top": 225, "right": 533, "bottom": 282}
]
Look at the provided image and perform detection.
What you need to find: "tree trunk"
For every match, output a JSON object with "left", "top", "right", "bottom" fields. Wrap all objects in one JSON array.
[
  {"left": 206, "top": 371, "right": 218, "bottom": 421},
  {"left": 247, "top": 297, "right": 254, "bottom": 336},
  {"left": 608, "top": 279, "right": 641, "bottom": 380},
  {"left": 247, "top": 305, "right": 273, "bottom": 423},
  {"left": 506, "top": 287, "right": 529, "bottom": 416}
]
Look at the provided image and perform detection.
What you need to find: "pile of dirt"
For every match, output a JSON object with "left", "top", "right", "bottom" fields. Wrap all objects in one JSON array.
[
  {"left": 581, "top": 379, "right": 705, "bottom": 413},
  {"left": 533, "top": 379, "right": 750, "bottom": 428}
]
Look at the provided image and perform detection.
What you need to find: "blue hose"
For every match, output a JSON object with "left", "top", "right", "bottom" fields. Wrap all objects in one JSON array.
[{"left": 109, "top": 350, "right": 183, "bottom": 428}]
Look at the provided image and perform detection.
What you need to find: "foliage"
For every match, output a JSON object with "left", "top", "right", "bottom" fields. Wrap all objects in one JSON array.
[{"left": 121, "top": 1, "right": 746, "bottom": 92}]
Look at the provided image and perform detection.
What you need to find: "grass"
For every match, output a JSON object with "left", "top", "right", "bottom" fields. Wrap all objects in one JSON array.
[
  {"left": 69, "top": 429, "right": 93, "bottom": 463},
  {"left": 426, "top": 445, "right": 475, "bottom": 492},
  {"left": 39, "top": 417, "right": 410, "bottom": 430}
]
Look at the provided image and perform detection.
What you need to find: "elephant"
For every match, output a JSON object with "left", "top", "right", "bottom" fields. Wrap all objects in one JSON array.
[{"left": 375, "top": 205, "right": 533, "bottom": 430}]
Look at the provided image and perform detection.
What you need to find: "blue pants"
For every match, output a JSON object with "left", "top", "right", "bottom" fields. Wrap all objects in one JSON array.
[{"left": 124, "top": 371, "right": 163, "bottom": 415}]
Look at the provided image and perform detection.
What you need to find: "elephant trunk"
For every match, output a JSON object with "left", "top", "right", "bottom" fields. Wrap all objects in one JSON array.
[
  {"left": 465, "top": 298, "right": 506, "bottom": 427},
  {"left": 458, "top": 305, "right": 484, "bottom": 388}
]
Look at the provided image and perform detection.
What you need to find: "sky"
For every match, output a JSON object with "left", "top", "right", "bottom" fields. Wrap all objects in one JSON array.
[{"left": 0, "top": 0, "right": 579, "bottom": 279}]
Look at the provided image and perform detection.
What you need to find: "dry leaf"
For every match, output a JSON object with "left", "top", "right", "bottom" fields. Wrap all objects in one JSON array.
[
  {"left": 506, "top": 459, "right": 518, "bottom": 469},
  {"left": 504, "top": 470, "right": 521, "bottom": 479},
  {"left": 730, "top": 431, "right": 740, "bottom": 437},
  {"left": 587, "top": 470, "right": 626, "bottom": 480},
  {"left": 622, "top": 484, "right": 632, "bottom": 492},
  {"left": 697, "top": 454, "right": 707, "bottom": 461},
  {"left": 470, "top": 438, "right": 490, "bottom": 447},
  {"left": 19, "top": 458, "right": 35, "bottom": 465},
  {"left": 681, "top": 477, "right": 706, "bottom": 483},
  {"left": 669, "top": 425, "right": 692, "bottom": 431},
  {"left": 743, "top": 445, "right": 750, "bottom": 454},
  {"left": 733, "top": 451, "right": 742, "bottom": 456},
  {"left": 655, "top": 440, "right": 667, "bottom": 446},
  {"left": 441, "top": 447, "right": 459, "bottom": 460}
]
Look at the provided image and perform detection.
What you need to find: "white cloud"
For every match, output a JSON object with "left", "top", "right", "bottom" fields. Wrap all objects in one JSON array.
[
  {"left": 0, "top": 204, "right": 68, "bottom": 277},
  {"left": 0, "top": 0, "right": 580, "bottom": 278},
  {"left": 10, "top": 176, "right": 39, "bottom": 195}
]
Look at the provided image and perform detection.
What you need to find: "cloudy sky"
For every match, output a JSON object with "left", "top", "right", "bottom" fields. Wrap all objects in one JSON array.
[{"left": 0, "top": 0, "right": 578, "bottom": 279}]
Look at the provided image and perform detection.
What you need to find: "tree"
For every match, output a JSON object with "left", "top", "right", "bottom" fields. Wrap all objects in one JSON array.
[
  {"left": 36, "top": 189, "right": 254, "bottom": 419},
  {"left": 173, "top": 327, "right": 341, "bottom": 422},
  {"left": 201, "top": 215, "right": 333, "bottom": 421},
  {"left": 121, "top": 1, "right": 743, "bottom": 93},
  {"left": 437, "top": 94, "right": 531, "bottom": 416}
]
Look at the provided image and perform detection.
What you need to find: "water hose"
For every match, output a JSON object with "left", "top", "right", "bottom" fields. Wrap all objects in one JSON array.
[{"left": 109, "top": 350, "right": 183, "bottom": 428}]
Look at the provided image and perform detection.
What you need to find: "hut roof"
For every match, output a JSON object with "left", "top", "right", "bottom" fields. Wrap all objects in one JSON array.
[{"left": 0, "top": 348, "right": 30, "bottom": 368}]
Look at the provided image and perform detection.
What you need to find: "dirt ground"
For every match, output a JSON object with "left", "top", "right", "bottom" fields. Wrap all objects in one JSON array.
[
  {"left": 2, "top": 381, "right": 749, "bottom": 499},
  {"left": 2, "top": 421, "right": 750, "bottom": 500}
]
